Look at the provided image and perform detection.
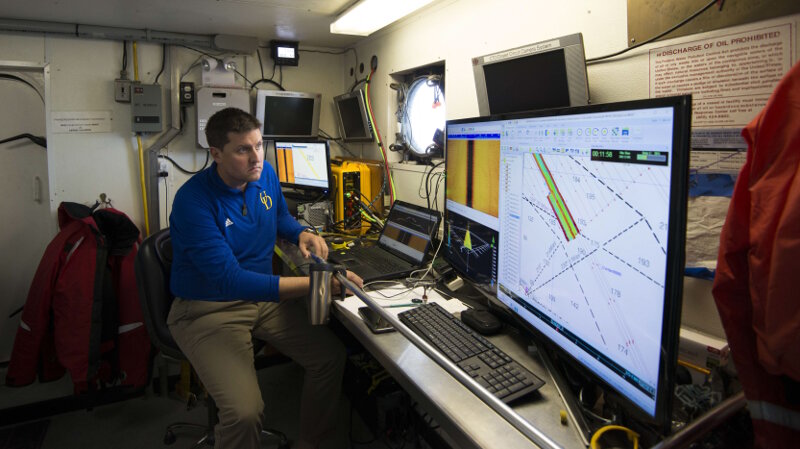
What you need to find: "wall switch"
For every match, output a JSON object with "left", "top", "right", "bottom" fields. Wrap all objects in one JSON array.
[{"left": 115, "top": 79, "right": 131, "bottom": 103}]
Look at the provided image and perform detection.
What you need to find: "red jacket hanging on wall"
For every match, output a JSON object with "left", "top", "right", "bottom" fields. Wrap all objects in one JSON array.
[
  {"left": 713, "top": 60, "right": 800, "bottom": 448},
  {"left": 6, "top": 202, "right": 153, "bottom": 393}
]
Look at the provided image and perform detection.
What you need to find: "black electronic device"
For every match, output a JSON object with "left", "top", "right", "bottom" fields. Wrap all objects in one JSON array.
[
  {"left": 446, "top": 95, "right": 691, "bottom": 432},
  {"left": 329, "top": 200, "right": 441, "bottom": 283},
  {"left": 333, "top": 89, "right": 374, "bottom": 142},
  {"left": 461, "top": 308, "right": 501, "bottom": 335},
  {"left": 270, "top": 40, "right": 299, "bottom": 66},
  {"left": 472, "top": 33, "right": 589, "bottom": 116},
  {"left": 273, "top": 140, "right": 332, "bottom": 198},
  {"left": 256, "top": 89, "right": 321, "bottom": 139},
  {"left": 358, "top": 306, "right": 395, "bottom": 334},
  {"left": 443, "top": 119, "right": 501, "bottom": 296}
]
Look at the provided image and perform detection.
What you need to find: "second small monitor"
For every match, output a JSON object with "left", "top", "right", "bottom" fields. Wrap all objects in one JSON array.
[{"left": 274, "top": 140, "right": 331, "bottom": 196}]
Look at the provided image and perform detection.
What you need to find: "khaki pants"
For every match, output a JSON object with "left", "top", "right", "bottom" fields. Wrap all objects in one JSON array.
[{"left": 167, "top": 297, "right": 346, "bottom": 449}]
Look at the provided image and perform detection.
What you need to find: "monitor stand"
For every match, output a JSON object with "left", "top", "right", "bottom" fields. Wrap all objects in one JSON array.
[{"left": 537, "top": 346, "right": 594, "bottom": 446}]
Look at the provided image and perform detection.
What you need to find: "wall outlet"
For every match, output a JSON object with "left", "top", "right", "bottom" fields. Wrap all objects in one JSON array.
[
  {"left": 180, "top": 82, "right": 195, "bottom": 105},
  {"left": 158, "top": 160, "right": 169, "bottom": 177},
  {"left": 115, "top": 79, "right": 131, "bottom": 103}
]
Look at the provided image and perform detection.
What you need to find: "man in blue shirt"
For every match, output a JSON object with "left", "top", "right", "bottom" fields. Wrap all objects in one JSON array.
[{"left": 167, "top": 107, "right": 362, "bottom": 449}]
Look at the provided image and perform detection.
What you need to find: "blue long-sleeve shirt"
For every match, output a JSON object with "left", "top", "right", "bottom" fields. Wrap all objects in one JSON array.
[{"left": 169, "top": 162, "right": 305, "bottom": 301}]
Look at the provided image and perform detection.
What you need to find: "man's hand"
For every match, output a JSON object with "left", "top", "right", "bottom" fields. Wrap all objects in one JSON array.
[
  {"left": 298, "top": 230, "right": 328, "bottom": 260},
  {"left": 332, "top": 270, "right": 364, "bottom": 296}
]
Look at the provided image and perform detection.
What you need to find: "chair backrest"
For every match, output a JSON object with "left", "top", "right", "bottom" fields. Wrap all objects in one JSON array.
[{"left": 134, "top": 228, "right": 185, "bottom": 361}]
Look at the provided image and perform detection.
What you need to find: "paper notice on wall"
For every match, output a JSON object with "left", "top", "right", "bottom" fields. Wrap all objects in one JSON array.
[
  {"left": 648, "top": 21, "right": 795, "bottom": 272},
  {"left": 686, "top": 196, "right": 730, "bottom": 269},
  {"left": 649, "top": 22, "right": 793, "bottom": 130},
  {"left": 52, "top": 110, "right": 112, "bottom": 133}
]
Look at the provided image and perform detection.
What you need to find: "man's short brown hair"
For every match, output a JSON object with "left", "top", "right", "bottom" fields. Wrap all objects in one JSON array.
[{"left": 205, "top": 107, "right": 262, "bottom": 150}]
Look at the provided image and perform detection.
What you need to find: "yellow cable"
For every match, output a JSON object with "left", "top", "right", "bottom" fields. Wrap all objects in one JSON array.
[
  {"left": 364, "top": 70, "right": 396, "bottom": 203},
  {"left": 131, "top": 41, "right": 150, "bottom": 235},
  {"left": 678, "top": 358, "right": 711, "bottom": 375},
  {"left": 590, "top": 425, "right": 639, "bottom": 449},
  {"left": 132, "top": 41, "right": 139, "bottom": 82},
  {"left": 136, "top": 135, "right": 150, "bottom": 236}
]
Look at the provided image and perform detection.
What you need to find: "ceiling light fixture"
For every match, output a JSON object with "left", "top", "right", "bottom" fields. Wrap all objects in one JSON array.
[{"left": 330, "top": 0, "right": 435, "bottom": 36}]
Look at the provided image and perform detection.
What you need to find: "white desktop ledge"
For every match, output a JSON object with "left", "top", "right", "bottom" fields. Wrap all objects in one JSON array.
[{"left": 334, "top": 286, "right": 585, "bottom": 449}]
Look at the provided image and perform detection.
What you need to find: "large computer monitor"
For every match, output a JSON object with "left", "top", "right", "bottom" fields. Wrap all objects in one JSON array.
[
  {"left": 274, "top": 140, "right": 331, "bottom": 198},
  {"left": 333, "top": 89, "right": 374, "bottom": 142},
  {"left": 445, "top": 95, "right": 691, "bottom": 430},
  {"left": 472, "top": 33, "right": 589, "bottom": 116},
  {"left": 256, "top": 89, "right": 321, "bottom": 139},
  {"left": 443, "top": 122, "right": 502, "bottom": 294}
]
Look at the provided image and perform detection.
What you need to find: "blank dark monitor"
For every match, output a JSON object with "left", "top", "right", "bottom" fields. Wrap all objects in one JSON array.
[
  {"left": 446, "top": 95, "right": 691, "bottom": 431},
  {"left": 256, "top": 90, "right": 321, "bottom": 139},
  {"left": 473, "top": 33, "right": 589, "bottom": 116},
  {"left": 334, "top": 89, "right": 373, "bottom": 142}
]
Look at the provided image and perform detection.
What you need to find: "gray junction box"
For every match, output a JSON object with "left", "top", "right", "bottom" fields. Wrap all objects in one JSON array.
[{"left": 197, "top": 87, "right": 251, "bottom": 148}]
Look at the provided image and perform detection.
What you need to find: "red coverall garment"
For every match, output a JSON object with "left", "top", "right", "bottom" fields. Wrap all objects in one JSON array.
[{"left": 712, "top": 60, "right": 800, "bottom": 448}]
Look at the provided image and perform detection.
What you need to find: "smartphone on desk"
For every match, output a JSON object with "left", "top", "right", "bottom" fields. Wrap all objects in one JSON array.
[{"left": 358, "top": 306, "right": 395, "bottom": 334}]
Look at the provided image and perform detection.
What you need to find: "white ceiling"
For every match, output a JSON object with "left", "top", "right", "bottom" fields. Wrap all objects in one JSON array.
[{"left": 1, "top": 0, "right": 365, "bottom": 48}]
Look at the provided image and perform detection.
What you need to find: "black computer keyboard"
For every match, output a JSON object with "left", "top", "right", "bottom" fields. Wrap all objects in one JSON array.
[
  {"left": 398, "top": 302, "right": 545, "bottom": 403},
  {"left": 343, "top": 246, "right": 407, "bottom": 272}
]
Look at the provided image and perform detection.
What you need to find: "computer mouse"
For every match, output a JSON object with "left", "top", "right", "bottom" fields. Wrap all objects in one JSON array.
[{"left": 461, "top": 308, "right": 501, "bottom": 335}]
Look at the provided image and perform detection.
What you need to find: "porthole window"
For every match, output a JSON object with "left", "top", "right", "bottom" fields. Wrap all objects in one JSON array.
[{"left": 401, "top": 75, "right": 445, "bottom": 158}]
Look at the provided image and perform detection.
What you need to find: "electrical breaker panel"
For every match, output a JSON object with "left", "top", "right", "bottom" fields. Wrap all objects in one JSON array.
[{"left": 131, "top": 84, "right": 162, "bottom": 133}]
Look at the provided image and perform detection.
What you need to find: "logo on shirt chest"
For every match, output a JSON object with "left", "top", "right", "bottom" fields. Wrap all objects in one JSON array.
[{"left": 260, "top": 191, "right": 272, "bottom": 210}]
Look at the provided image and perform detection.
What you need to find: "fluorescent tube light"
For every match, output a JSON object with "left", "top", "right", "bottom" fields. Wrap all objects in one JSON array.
[{"left": 330, "top": 0, "right": 435, "bottom": 36}]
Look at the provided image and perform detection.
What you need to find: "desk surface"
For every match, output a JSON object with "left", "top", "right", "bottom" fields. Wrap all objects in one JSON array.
[
  {"left": 275, "top": 240, "right": 585, "bottom": 449},
  {"left": 334, "top": 288, "right": 585, "bottom": 449}
]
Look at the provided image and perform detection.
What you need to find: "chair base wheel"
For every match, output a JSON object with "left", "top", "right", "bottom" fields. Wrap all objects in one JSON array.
[{"left": 163, "top": 430, "right": 177, "bottom": 445}]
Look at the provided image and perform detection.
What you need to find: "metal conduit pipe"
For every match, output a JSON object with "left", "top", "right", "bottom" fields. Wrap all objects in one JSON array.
[
  {"left": 0, "top": 18, "right": 257, "bottom": 53},
  {"left": 145, "top": 45, "right": 183, "bottom": 233},
  {"left": 309, "top": 255, "right": 563, "bottom": 449}
]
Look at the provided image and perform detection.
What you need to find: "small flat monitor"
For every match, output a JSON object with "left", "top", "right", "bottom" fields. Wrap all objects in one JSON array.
[
  {"left": 333, "top": 89, "right": 373, "bottom": 142},
  {"left": 446, "top": 95, "right": 691, "bottom": 431},
  {"left": 472, "top": 33, "right": 589, "bottom": 116},
  {"left": 256, "top": 90, "right": 321, "bottom": 139},
  {"left": 274, "top": 140, "right": 331, "bottom": 197}
]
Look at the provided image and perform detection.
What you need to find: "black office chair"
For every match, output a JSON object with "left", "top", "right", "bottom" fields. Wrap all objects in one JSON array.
[{"left": 135, "top": 228, "right": 290, "bottom": 448}]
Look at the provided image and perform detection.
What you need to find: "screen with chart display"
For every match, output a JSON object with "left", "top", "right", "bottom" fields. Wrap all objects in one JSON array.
[
  {"left": 443, "top": 121, "right": 502, "bottom": 294},
  {"left": 274, "top": 140, "right": 331, "bottom": 195},
  {"left": 446, "top": 95, "right": 691, "bottom": 429}
]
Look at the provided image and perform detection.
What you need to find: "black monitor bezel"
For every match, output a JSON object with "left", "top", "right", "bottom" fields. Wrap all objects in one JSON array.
[
  {"left": 444, "top": 95, "right": 691, "bottom": 432},
  {"left": 272, "top": 138, "right": 333, "bottom": 198}
]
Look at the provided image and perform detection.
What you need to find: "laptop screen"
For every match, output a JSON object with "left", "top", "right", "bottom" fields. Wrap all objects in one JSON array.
[{"left": 378, "top": 201, "right": 441, "bottom": 263}]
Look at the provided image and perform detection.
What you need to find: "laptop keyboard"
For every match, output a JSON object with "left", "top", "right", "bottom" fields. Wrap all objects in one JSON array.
[
  {"left": 399, "top": 302, "right": 545, "bottom": 403},
  {"left": 342, "top": 246, "right": 408, "bottom": 273}
]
